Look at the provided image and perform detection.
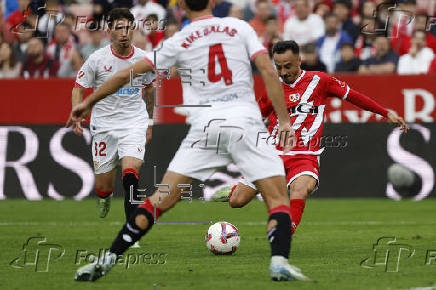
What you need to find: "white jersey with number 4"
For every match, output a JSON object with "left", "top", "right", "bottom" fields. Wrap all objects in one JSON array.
[
  {"left": 144, "top": 16, "right": 267, "bottom": 124},
  {"left": 75, "top": 44, "right": 155, "bottom": 132}
]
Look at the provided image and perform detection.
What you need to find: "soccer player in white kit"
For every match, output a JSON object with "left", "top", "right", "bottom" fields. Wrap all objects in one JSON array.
[
  {"left": 69, "top": 0, "right": 310, "bottom": 282},
  {"left": 71, "top": 8, "right": 155, "bottom": 232}
]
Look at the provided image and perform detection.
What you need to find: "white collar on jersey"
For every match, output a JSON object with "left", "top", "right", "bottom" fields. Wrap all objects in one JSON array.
[
  {"left": 191, "top": 15, "right": 214, "bottom": 22},
  {"left": 281, "top": 70, "right": 306, "bottom": 88}
]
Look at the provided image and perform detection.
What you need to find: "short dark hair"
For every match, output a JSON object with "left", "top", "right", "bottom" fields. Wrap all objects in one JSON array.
[
  {"left": 185, "top": 0, "right": 209, "bottom": 11},
  {"left": 334, "top": 0, "right": 352, "bottom": 10},
  {"left": 302, "top": 42, "right": 317, "bottom": 54},
  {"left": 272, "top": 40, "right": 299, "bottom": 55},
  {"left": 146, "top": 14, "right": 159, "bottom": 21},
  {"left": 107, "top": 8, "right": 135, "bottom": 28}
]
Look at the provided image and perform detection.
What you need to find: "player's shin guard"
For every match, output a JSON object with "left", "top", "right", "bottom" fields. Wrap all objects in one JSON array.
[
  {"left": 267, "top": 205, "right": 292, "bottom": 259},
  {"left": 122, "top": 168, "right": 139, "bottom": 222},
  {"left": 109, "top": 207, "right": 153, "bottom": 256}
]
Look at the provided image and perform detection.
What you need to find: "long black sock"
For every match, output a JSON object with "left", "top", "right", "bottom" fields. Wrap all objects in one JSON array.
[
  {"left": 110, "top": 208, "right": 154, "bottom": 256},
  {"left": 122, "top": 169, "right": 139, "bottom": 222},
  {"left": 267, "top": 209, "right": 292, "bottom": 259}
]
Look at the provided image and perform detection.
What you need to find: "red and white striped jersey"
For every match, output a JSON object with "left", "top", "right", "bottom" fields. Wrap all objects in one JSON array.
[{"left": 258, "top": 70, "right": 350, "bottom": 155}]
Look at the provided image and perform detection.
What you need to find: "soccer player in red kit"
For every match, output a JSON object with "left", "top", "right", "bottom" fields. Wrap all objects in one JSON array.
[{"left": 226, "top": 40, "right": 408, "bottom": 233}]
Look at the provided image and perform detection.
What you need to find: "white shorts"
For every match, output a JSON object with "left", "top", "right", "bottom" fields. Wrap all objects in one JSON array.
[
  {"left": 91, "top": 127, "right": 147, "bottom": 174},
  {"left": 168, "top": 117, "right": 285, "bottom": 182},
  {"left": 239, "top": 154, "right": 320, "bottom": 193}
]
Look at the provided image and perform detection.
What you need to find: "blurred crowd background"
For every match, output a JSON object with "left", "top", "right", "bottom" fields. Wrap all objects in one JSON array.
[{"left": 2, "top": 0, "right": 436, "bottom": 79}]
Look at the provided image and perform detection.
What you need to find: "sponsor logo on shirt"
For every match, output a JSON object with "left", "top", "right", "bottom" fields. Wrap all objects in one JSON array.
[
  {"left": 112, "top": 88, "right": 141, "bottom": 96},
  {"left": 288, "top": 103, "right": 319, "bottom": 114},
  {"left": 104, "top": 65, "right": 112, "bottom": 72},
  {"left": 78, "top": 71, "right": 85, "bottom": 79}
]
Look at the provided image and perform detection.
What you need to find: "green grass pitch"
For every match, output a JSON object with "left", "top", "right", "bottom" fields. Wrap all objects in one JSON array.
[{"left": 0, "top": 198, "right": 435, "bottom": 290}]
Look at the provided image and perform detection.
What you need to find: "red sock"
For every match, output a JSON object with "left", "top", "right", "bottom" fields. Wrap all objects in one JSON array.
[
  {"left": 138, "top": 198, "right": 162, "bottom": 220},
  {"left": 290, "top": 199, "right": 306, "bottom": 234},
  {"left": 96, "top": 188, "right": 112, "bottom": 198},
  {"left": 228, "top": 185, "right": 237, "bottom": 203}
]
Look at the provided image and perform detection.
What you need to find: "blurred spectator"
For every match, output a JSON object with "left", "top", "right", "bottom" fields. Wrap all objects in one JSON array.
[
  {"left": 317, "top": 13, "right": 352, "bottom": 73},
  {"left": 212, "top": 0, "right": 233, "bottom": 18},
  {"left": 392, "top": 13, "right": 436, "bottom": 56},
  {"left": 46, "top": 22, "right": 83, "bottom": 77},
  {"left": 300, "top": 42, "right": 327, "bottom": 72},
  {"left": 5, "top": 0, "right": 19, "bottom": 20},
  {"left": 145, "top": 14, "right": 165, "bottom": 50},
  {"left": 335, "top": 42, "right": 359, "bottom": 72},
  {"left": 94, "top": 0, "right": 134, "bottom": 25},
  {"left": 164, "top": 21, "right": 179, "bottom": 39},
  {"left": 398, "top": 30, "right": 435, "bottom": 75},
  {"left": 131, "top": 0, "right": 166, "bottom": 31},
  {"left": 229, "top": 5, "right": 243, "bottom": 20},
  {"left": 360, "top": 1, "right": 376, "bottom": 19},
  {"left": 132, "top": 30, "right": 147, "bottom": 50},
  {"left": 354, "top": 16, "right": 376, "bottom": 61},
  {"left": 0, "top": 42, "right": 21, "bottom": 78},
  {"left": 334, "top": 0, "right": 358, "bottom": 43},
  {"left": 428, "top": 56, "right": 436, "bottom": 73},
  {"left": 20, "top": 37, "right": 59, "bottom": 78},
  {"left": 248, "top": 0, "right": 272, "bottom": 38},
  {"left": 390, "top": 0, "right": 417, "bottom": 54},
  {"left": 359, "top": 36, "right": 398, "bottom": 74},
  {"left": 267, "top": 35, "right": 283, "bottom": 58},
  {"left": 7, "top": 0, "right": 31, "bottom": 30},
  {"left": 35, "top": 0, "right": 64, "bottom": 43},
  {"left": 262, "top": 15, "right": 281, "bottom": 49},
  {"left": 276, "top": 0, "right": 296, "bottom": 33},
  {"left": 80, "top": 27, "right": 109, "bottom": 60},
  {"left": 314, "top": 1, "right": 332, "bottom": 18},
  {"left": 11, "top": 21, "right": 33, "bottom": 63},
  {"left": 283, "top": 0, "right": 325, "bottom": 45}
]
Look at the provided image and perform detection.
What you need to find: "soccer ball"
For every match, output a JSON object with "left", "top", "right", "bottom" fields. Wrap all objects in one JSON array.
[
  {"left": 205, "top": 222, "right": 240, "bottom": 255},
  {"left": 387, "top": 163, "right": 415, "bottom": 187}
]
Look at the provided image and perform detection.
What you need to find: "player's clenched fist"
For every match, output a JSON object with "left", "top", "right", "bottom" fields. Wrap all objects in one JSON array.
[{"left": 277, "top": 122, "right": 296, "bottom": 153}]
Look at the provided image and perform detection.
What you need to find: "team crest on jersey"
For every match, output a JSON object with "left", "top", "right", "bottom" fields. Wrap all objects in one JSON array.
[
  {"left": 78, "top": 71, "right": 85, "bottom": 79},
  {"left": 104, "top": 65, "right": 112, "bottom": 72},
  {"left": 289, "top": 93, "right": 300, "bottom": 102}
]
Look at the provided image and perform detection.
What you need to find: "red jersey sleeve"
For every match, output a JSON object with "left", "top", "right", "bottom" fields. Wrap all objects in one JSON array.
[
  {"left": 324, "top": 73, "right": 388, "bottom": 117},
  {"left": 256, "top": 90, "right": 274, "bottom": 118},
  {"left": 324, "top": 74, "right": 350, "bottom": 100}
]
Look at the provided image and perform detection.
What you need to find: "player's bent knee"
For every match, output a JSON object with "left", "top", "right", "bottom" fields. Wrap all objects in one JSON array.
[{"left": 229, "top": 196, "right": 245, "bottom": 208}]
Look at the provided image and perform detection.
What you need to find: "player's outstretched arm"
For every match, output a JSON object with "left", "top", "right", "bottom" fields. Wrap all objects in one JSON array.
[
  {"left": 254, "top": 53, "right": 295, "bottom": 152},
  {"left": 345, "top": 89, "right": 408, "bottom": 133},
  {"left": 66, "top": 59, "right": 153, "bottom": 128}
]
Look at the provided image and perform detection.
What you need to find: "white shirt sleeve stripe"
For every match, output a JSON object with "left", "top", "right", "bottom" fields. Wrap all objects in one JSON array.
[{"left": 343, "top": 85, "right": 350, "bottom": 100}]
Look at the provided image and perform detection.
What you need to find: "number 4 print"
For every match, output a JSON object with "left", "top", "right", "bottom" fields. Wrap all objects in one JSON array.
[{"left": 208, "top": 44, "right": 233, "bottom": 86}]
